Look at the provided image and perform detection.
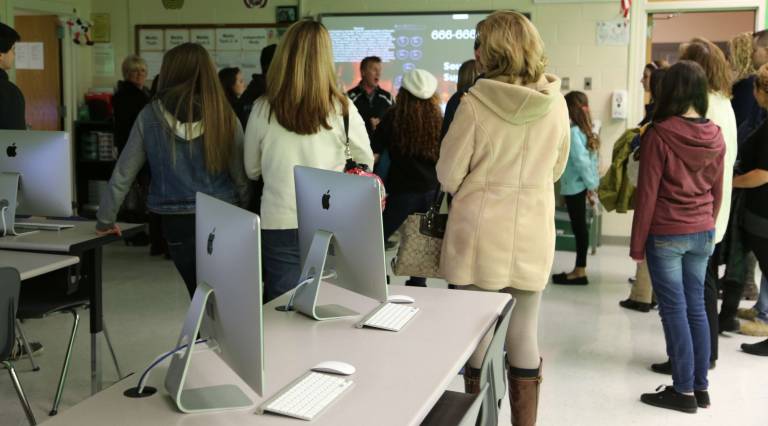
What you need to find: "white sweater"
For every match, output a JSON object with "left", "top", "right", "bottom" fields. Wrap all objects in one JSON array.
[
  {"left": 244, "top": 98, "right": 374, "bottom": 229},
  {"left": 707, "top": 92, "right": 737, "bottom": 244}
]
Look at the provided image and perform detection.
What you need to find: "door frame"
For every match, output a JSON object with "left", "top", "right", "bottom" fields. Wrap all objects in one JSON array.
[
  {"left": 1, "top": 0, "right": 77, "bottom": 136},
  {"left": 628, "top": 0, "right": 765, "bottom": 124}
]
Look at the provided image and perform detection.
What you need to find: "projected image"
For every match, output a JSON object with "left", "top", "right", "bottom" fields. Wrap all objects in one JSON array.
[{"left": 323, "top": 13, "right": 489, "bottom": 106}]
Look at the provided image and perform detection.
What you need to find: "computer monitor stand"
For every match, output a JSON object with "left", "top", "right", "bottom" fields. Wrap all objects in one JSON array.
[
  {"left": 164, "top": 282, "right": 253, "bottom": 413},
  {"left": 292, "top": 230, "right": 359, "bottom": 321}
]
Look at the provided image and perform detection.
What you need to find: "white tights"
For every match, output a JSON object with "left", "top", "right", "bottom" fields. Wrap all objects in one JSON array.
[{"left": 460, "top": 285, "right": 542, "bottom": 370}]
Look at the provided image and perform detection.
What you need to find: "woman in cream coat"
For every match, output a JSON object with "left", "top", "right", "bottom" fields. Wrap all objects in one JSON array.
[{"left": 437, "top": 11, "right": 570, "bottom": 426}]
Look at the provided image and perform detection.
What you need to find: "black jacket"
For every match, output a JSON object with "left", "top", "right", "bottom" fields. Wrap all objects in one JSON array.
[
  {"left": 347, "top": 84, "right": 393, "bottom": 139},
  {"left": 236, "top": 73, "right": 266, "bottom": 129},
  {"left": 113, "top": 80, "right": 150, "bottom": 152},
  {"left": 0, "top": 69, "right": 26, "bottom": 130},
  {"left": 372, "top": 110, "right": 439, "bottom": 194}
]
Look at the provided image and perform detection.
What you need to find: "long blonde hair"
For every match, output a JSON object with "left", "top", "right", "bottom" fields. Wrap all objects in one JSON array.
[
  {"left": 730, "top": 32, "right": 755, "bottom": 81},
  {"left": 156, "top": 43, "right": 236, "bottom": 173},
  {"left": 476, "top": 11, "right": 546, "bottom": 85},
  {"left": 267, "top": 20, "right": 349, "bottom": 135}
]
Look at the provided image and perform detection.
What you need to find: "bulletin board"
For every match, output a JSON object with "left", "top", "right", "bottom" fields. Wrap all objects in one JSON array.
[{"left": 134, "top": 23, "right": 289, "bottom": 80}]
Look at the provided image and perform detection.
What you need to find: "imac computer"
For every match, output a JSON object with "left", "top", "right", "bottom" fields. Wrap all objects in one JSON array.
[
  {"left": 0, "top": 130, "right": 73, "bottom": 235},
  {"left": 291, "top": 166, "right": 389, "bottom": 320},
  {"left": 164, "top": 192, "right": 263, "bottom": 413}
]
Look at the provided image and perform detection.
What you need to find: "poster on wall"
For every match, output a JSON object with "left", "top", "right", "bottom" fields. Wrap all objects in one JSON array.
[
  {"left": 141, "top": 51, "right": 165, "bottom": 78},
  {"left": 14, "top": 42, "right": 44, "bottom": 70},
  {"left": 139, "top": 29, "right": 164, "bottom": 51},
  {"left": 241, "top": 28, "right": 268, "bottom": 51},
  {"left": 94, "top": 43, "right": 115, "bottom": 76},
  {"left": 91, "top": 13, "right": 111, "bottom": 43},
  {"left": 190, "top": 29, "right": 215, "bottom": 49}
]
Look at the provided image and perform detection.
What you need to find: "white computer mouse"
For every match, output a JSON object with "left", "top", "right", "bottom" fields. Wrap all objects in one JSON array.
[
  {"left": 387, "top": 294, "right": 415, "bottom": 304},
  {"left": 311, "top": 361, "right": 356, "bottom": 376}
]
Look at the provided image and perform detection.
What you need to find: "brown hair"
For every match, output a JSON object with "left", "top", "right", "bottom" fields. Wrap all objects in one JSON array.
[
  {"left": 391, "top": 89, "right": 442, "bottom": 161},
  {"left": 730, "top": 32, "right": 755, "bottom": 81},
  {"left": 360, "top": 56, "right": 382, "bottom": 73},
  {"left": 644, "top": 59, "right": 669, "bottom": 74},
  {"left": 267, "top": 20, "right": 349, "bottom": 135},
  {"left": 564, "top": 91, "right": 599, "bottom": 152},
  {"left": 457, "top": 59, "right": 479, "bottom": 93},
  {"left": 156, "top": 43, "right": 236, "bottom": 174},
  {"left": 476, "top": 11, "right": 546, "bottom": 85},
  {"left": 679, "top": 37, "right": 732, "bottom": 96}
]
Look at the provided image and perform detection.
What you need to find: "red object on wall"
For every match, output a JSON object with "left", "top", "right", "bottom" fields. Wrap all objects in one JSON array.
[{"left": 621, "top": 0, "right": 632, "bottom": 18}]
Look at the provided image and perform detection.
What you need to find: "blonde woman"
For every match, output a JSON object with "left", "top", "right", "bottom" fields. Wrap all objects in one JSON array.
[
  {"left": 97, "top": 43, "right": 251, "bottom": 298},
  {"left": 437, "top": 11, "right": 569, "bottom": 425},
  {"left": 730, "top": 32, "right": 757, "bottom": 126},
  {"left": 244, "top": 20, "right": 373, "bottom": 303}
]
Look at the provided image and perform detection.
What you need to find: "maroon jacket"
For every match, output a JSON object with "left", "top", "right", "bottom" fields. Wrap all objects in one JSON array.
[{"left": 630, "top": 116, "right": 725, "bottom": 260}]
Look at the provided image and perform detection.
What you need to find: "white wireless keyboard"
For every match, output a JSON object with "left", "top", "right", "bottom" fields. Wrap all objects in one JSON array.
[
  {"left": 259, "top": 372, "right": 353, "bottom": 421},
  {"left": 358, "top": 302, "right": 419, "bottom": 332},
  {"left": 14, "top": 222, "right": 74, "bottom": 231}
]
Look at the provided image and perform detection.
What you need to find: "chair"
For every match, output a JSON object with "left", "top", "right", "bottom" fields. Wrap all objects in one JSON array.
[
  {"left": 422, "top": 297, "right": 515, "bottom": 426},
  {"left": 1, "top": 267, "right": 37, "bottom": 425},
  {"left": 15, "top": 266, "right": 123, "bottom": 416}
]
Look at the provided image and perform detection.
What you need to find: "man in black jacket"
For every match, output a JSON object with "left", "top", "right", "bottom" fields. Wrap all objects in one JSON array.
[
  {"left": 347, "top": 56, "right": 393, "bottom": 140},
  {"left": 0, "top": 23, "right": 25, "bottom": 130}
]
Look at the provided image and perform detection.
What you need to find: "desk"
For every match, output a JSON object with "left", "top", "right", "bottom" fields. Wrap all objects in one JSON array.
[
  {"left": 0, "top": 250, "right": 79, "bottom": 281},
  {"left": 0, "top": 219, "right": 145, "bottom": 394},
  {"left": 42, "top": 285, "right": 510, "bottom": 426}
]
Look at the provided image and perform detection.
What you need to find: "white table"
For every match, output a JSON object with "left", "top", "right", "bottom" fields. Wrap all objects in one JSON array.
[
  {"left": 42, "top": 285, "right": 511, "bottom": 426},
  {"left": 0, "top": 219, "right": 145, "bottom": 393},
  {"left": 0, "top": 250, "right": 79, "bottom": 281}
]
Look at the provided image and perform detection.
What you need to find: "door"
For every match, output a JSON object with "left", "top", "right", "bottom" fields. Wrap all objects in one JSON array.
[{"left": 13, "top": 15, "right": 63, "bottom": 131}]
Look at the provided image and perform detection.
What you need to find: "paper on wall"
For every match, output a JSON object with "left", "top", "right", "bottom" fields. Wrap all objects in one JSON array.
[
  {"left": 190, "top": 29, "right": 215, "bottom": 49},
  {"left": 141, "top": 51, "right": 164, "bottom": 79},
  {"left": 216, "top": 28, "right": 242, "bottom": 51},
  {"left": 165, "top": 29, "right": 190, "bottom": 49},
  {"left": 139, "top": 29, "right": 164, "bottom": 51},
  {"left": 241, "top": 28, "right": 268, "bottom": 51},
  {"left": 14, "top": 42, "right": 44, "bottom": 70},
  {"left": 597, "top": 20, "right": 629, "bottom": 46},
  {"left": 94, "top": 43, "right": 115, "bottom": 76}
]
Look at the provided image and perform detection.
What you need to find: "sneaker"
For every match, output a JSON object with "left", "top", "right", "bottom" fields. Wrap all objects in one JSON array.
[
  {"left": 694, "top": 390, "right": 710, "bottom": 408},
  {"left": 640, "top": 385, "right": 697, "bottom": 413},
  {"left": 741, "top": 338, "right": 768, "bottom": 356},
  {"left": 651, "top": 359, "right": 715, "bottom": 375},
  {"left": 619, "top": 298, "right": 651, "bottom": 313},
  {"left": 740, "top": 319, "right": 768, "bottom": 337},
  {"left": 10, "top": 341, "right": 44, "bottom": 361}
]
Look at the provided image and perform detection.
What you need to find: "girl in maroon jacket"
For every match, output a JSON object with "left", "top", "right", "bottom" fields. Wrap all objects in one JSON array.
[{"left": 630, "top": 61, "right": 725, "bottom": 414}]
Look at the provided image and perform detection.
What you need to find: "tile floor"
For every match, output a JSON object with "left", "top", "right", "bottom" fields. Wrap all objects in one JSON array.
[{"left": 0, "top": 242, "right": 764, "bottom": 425}]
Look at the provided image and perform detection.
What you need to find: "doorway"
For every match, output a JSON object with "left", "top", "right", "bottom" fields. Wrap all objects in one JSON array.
[
  {"left": 647, "top": 10, "right": 756, "bottom": 64},
  {"left": 13, "top": 12, "right": 63, "bottom": 131}
]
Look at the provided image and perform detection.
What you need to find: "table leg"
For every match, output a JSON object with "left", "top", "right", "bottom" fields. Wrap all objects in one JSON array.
[{"left": 81, "top": 246, "right": 104, "bottom": 394}]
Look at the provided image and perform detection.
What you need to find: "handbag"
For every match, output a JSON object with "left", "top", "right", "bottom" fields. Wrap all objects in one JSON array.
[
  {"left": 393, "top": 191, "right": 447, "bottom": 279},
  {"left": 342, "top": 113, "right": 387, "bottom": 210}
]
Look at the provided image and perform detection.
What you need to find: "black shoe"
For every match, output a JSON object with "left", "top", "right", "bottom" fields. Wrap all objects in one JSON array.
[
  {"left": 741, "top": 338, "right": 768, "bottom": 356},
  {"left": 651, "top": 359, "right": 715, "bottom": 375},
  {"left": 552, "top": 273, "right": 589, "bottom": 285},
  {"left": 640, "top": 386, "right": 697, "bottom": 414},
  {"left": 694, "top": 390, "right": 710, "bottom": 408},
  {"left": 719, "top": 317, "right": 740, "bottom": 333},
  {"left": 619, "top": 298, "right": 651, "bottom": 312}
]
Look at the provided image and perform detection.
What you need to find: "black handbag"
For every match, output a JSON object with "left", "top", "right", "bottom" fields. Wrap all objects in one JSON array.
[{"left": 419, "top": 191, "right": 448, "bottom": 238}]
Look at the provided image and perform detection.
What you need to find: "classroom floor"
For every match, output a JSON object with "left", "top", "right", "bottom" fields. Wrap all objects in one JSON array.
[{"left": 0, "top": 242, "right": 764, "bottom": 425}]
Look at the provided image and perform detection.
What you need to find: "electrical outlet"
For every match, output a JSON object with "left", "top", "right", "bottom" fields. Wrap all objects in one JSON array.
[
  {"left": 584, "top": 77, "right": 592, "bottom": 90},
  {"left": 561, "top": 77, "right": 570, "bottom": 90}
]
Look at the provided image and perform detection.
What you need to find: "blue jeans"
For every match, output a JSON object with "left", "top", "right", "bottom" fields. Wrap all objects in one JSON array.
[
  {"left": 161, "top": 214, "right": 197, "bottom": 298},
  {"left": 646, "top": 230, "right": 714, "bottom": 393},
  {"left": 261, "top": 229, "right": 301, "bottom": 304},
  {"left": 755, "top": 275, "right": 768, "bottom": 316}
]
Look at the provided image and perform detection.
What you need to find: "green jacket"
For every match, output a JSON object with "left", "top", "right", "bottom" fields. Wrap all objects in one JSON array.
[{"left": 598, "top": 128, "right": 639, "bottom": 213}]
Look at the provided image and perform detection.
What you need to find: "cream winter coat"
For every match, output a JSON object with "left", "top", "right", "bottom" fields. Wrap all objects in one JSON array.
[{"left": 437, "top": 75, "right": 570, "bottom": 292}]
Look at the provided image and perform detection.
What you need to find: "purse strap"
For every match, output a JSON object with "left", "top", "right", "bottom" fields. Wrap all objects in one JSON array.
[{"left": 342, "top": 113, "right": 352, "bottom": 161}]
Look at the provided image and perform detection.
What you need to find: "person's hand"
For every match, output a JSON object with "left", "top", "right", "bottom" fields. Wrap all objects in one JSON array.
[
  {"left": 96, "top": 224, "right": 122, "bottom": 237},
  {"left": 370, "top": 117, "right": 381, "bottom": 130},
  {"left": 587, "top": 190, "right": 596, "bottom": 206}
]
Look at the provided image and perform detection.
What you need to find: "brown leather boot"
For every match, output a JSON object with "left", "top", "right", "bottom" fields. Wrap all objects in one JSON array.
[
  {"left": 463, "top": 364, "right": 481, "bottom": 394},
  {"left": 508, "top": 359, "right": 542, "bottom": 426}
]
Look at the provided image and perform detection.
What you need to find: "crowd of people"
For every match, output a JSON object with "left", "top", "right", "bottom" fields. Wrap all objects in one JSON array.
[{"left": 3, "top": 9, "right": 767, "bottom": 425}]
